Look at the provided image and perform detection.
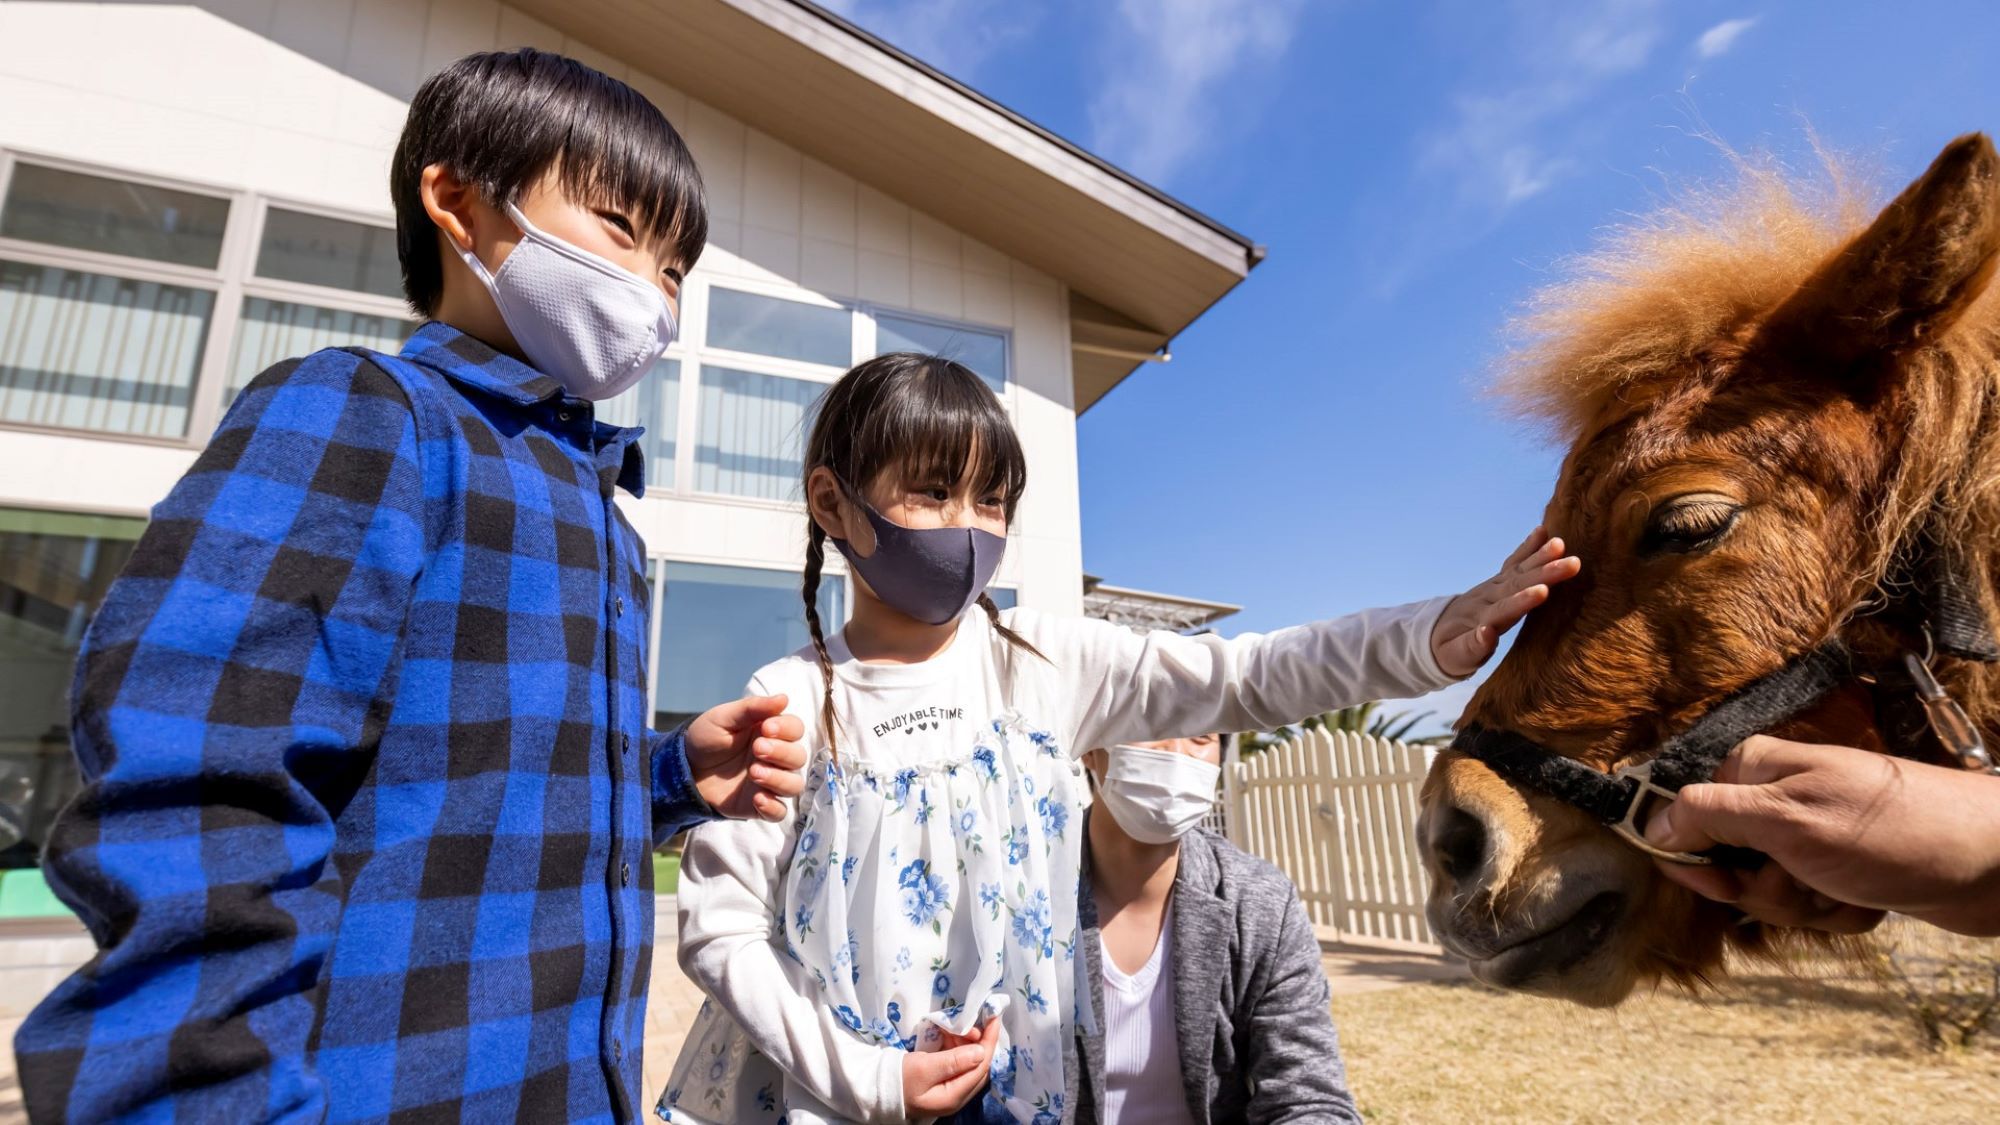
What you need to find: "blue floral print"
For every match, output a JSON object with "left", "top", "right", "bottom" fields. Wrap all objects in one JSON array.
[
  {"left": 979, "top": 881, "right": 1003, "bottom": 919},
  {"left": 1010, "top": 889, "right": 1053, "bottom": 960},
  {"left": 1036, "top": 794, "right": 1067, "bottom": 839},
  {"left": 690, "top": 717, "right": 1086, "bottom": 1125},
  {"left": 898, "top": 859, "right": 951, "bottom": 930}
]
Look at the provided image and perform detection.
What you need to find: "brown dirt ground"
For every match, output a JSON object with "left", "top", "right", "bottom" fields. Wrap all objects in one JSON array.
[{"left": 1329, "top": 958, "right": 2000, "bottom": 1124}]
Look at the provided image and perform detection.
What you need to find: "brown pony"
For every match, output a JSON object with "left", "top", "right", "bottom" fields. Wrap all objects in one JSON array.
[{"left": 1416, "top": 133, "right": 2000, "bottom": 1006}]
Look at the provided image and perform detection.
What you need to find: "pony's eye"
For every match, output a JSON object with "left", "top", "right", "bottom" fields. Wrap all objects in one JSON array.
[{"left": 1640, "top": 494, "right": 1741, "bottom": 556}]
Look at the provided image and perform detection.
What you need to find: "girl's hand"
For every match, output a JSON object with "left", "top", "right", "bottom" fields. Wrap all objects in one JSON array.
[
  {"left": 1431, "top": 528, "right": 1581, "bottom": 678},
  {"left": 685, "top": 695, "right": 809, "bottom": 820},
  {"left": 903, "top": 1018, "right": 1001, "bottom": 1116}
]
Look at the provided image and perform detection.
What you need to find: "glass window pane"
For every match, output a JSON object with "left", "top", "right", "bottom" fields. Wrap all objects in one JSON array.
[
  {"left": 653, "top": 561, "right": 842, "bottom": 728},
  {"left": 874, "top": 313, "right": 1007, "bottom": 391},
  {"left": 226, "top": 298, "right": 411, "bottom": 405},
  {"left": 0, "top": 259, "right": 214, "bottom": 439},
  {"left": 593, "top": 358, "right": 680, "bottom": 490},
  {"left": 254, "top": 208, "right": 402, "bottom": 299},
  {"left": 987, "top": 587, "right": 1018, "bottom": 611},
  {"left": 0, "top": 508, "right": 143, "bottom": 885},
  {"left": 707, "top": 288, "right": 850, "bottom": 366},
  {"left": 694, "top": 366, "right": 823, "bottom": 501},
  {"left": 1, "top": 163, "right": 230, "bottom": 268}
]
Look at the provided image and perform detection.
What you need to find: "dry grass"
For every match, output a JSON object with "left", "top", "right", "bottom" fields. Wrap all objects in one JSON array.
[{"left": 1330, "top": 952, "right": 2000, "bottom": 1123}]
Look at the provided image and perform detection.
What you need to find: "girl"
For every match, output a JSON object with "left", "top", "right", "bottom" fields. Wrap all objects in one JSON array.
[{"left": 661, "top": 354, "right": 1576, "bottom": 1124}]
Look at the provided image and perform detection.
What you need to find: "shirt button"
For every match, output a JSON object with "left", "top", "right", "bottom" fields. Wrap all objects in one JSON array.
[
  {"left": 557, "top": 409, "right": 573, "bottom": 422},
  {"left": 621, "top": 862, "right": 632, "bottom": 887},
  {"left": 616, "top": 595, "right": 625, "bottom": 616},
  {"left": 621, "top": 733, "right": 631, "bottom": 754}
]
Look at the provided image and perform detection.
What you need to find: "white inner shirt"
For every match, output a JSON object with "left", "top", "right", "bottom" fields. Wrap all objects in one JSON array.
[{"left": 1099, "top": 921, "right": 1194, "bottom": 1125}]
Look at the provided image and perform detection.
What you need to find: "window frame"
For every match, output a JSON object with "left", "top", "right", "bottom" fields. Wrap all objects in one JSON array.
[
  {"left": 668, "top": 275, "right": 1015, "bottom": 509},
  {"left": 862, "top": 303, "right": 1015, "bottom": 395},
  {"left": 0, "top": 148, "right": 416, "bottom": 448},
  {"left": 642, "top": 554, "right": 852, "bottom": 720}
]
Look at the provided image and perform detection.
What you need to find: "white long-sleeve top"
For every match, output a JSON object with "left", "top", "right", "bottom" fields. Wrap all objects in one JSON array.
[{"left": 675, "top": 600, "right": 1455, "bottom": 1123}]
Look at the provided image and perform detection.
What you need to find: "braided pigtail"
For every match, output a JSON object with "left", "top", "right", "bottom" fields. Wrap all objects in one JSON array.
[
  {"left": 978, "top": 591, "right": 1046, "bottom": 662},
  {"left": 803, "top": 523, "right": 841, "bottom": 761}
]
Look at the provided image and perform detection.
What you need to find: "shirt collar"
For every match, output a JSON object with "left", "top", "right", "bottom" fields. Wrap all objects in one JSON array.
[
  {"left": 402, "top": 322, "right": 650, "bottom": 498},
  {"left": 400, "top": 321, "right": 565, "bottom": 406}
]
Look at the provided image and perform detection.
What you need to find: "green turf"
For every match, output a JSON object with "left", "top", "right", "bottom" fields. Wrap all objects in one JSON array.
[
  {"left": 653, "top": 851, "right": 680, "bottom": 895},
  {"left": 0, "top": 867, "right": 72, "bottom": 919}
]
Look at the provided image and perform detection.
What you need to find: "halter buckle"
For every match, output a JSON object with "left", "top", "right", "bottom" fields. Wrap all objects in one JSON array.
[
  {"left": 1900, "top": 653, "right": 2000, "bottom": 775},
  {"left": 1608, "top": 761, "right": 1713, "bottom": 865}
]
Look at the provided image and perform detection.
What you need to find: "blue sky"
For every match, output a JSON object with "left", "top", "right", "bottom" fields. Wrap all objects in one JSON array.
[{"left": 823, "top": 0, "right": 2000, "bottom": 731}]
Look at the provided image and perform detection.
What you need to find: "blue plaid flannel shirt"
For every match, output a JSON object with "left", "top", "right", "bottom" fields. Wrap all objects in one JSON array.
[{"left": 15, "top": 323, "right": 714, "bottom": 1123}]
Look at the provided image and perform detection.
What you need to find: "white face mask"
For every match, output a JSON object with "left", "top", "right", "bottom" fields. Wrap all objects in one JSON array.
[
  {"left": 1095, "top": 745, "right": 1221, "bottom": 845},
  {"left": 453, "top": 202, "right": 677, "bottom": 401}
]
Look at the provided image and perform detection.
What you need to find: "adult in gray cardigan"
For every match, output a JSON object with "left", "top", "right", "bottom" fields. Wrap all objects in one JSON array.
[{"left": 1070, "top": 735, "right": 1361, "bottom": 1124}]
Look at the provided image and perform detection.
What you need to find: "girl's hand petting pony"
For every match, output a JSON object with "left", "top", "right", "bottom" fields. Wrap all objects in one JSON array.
[
  {"left": 686, "top": 694, "right": 810, "bottom": 820},
  {"left": 1431, "top": 528, "right": 1581, "bottom": 678}
]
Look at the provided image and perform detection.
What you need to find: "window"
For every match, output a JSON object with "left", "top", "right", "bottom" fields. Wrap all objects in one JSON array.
[
  {"left": 594, "top": 358, "right": 681, "bottom": 489},
  {"left": 0, "top": 261, "right": 215, "bottom": 438},
  {"left": 227, "top": 298, "right": 409, "bottom": 400},
  {"left": 875, "top": 312, "right": 1008, "bottom": 392},
  {"left": 693, "top": 365, "right": 821, "bottom": 501},
  {"left": 0, "top": 151, "right": 416, "bottom": 441},
  {"left": 0, "top": 160, "right": 232, "bottom": 440},
  {"left": 1, "top": 162, "right": 229, "bottom": 268},
  {"left": 0, "top": 508, "right": 143, "bottom": 889},
  {"left": 987, "top": 587, "right": 1018, "bottom": 611},
  {"left": 707, "top": 287, "right": 851, "bottom": 367},
  {"left": 229, "top": 204, "right": 414, "bottom": 407},
  {"left": 651, "top": 561, "right": 843, "bottom": 728},
  {"left": 254, "top": 207, "right": 403, "bottom": 300}
]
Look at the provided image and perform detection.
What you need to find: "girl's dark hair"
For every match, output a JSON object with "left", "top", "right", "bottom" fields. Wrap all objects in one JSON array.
[
  {"left": 389, "top": 48, "right": 708, "bottom": 316},
  {"left": 802, "top": 353, "right": 1043, "bottom": 754}
]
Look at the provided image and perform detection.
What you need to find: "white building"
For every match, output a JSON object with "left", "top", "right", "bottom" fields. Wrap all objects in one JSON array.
[{"left": 0, "top": 0, "right": 1259, "bottom": 918}]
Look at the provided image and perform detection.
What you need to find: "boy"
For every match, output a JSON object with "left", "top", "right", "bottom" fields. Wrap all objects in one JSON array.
[{"left": 14, "top": 49, "right": 803, "bottom": 1123}]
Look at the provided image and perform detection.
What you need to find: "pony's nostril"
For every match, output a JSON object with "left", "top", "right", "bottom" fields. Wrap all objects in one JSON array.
[{"left": 1433, "top": 804, "right": 1489, "bottom": 886}]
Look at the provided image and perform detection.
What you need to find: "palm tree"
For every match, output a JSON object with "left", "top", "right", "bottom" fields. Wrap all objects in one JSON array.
[{"left": 1236, "top": 701, "right": 1442, "bottom": 756}]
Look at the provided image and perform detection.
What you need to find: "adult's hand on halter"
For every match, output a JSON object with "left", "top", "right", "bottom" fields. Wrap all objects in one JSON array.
[
  {"left": 686, "top": 694, "right": 809, "bottom": 821},
  {"left": 1646, "top": 736, "right": 2000, "bottom": 937},
  {"left": 1431, "top": 527, "right": 1583, "bottom": 678}
]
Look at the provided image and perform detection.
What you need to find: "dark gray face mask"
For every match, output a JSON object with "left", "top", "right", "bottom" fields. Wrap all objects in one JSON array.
[{"left": 831, "top": 486, "right": 1006, "bottom": 626}]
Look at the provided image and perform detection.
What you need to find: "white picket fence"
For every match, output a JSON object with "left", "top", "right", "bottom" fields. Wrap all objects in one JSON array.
[{"left": 1225, "top": 729, "right": 1441, "bottom": 951}]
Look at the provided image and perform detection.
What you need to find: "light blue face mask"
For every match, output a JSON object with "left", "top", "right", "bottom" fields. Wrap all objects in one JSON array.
[
  {"left": 831, "top": 485, "right": 1006, "bottom": 626},
  {"left": 454, "top": 202, "right": 677, "bottom": 400}
]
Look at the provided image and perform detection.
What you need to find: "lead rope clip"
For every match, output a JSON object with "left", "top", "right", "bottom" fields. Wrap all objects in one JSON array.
[
  {"left": 1900, "top": 651, "right": 2000, "bottom": 775},
  {"left": 1607, "top": 761, "right": 1713, "bottom": 866}
]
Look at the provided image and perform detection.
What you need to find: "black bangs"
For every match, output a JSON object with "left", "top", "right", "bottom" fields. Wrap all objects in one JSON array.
[
  {"left": 806, "top": 353, "right": 1027, "bottom": 517},
  {"left": 391, "top": 48, "right": 708, "bottom": 315}
]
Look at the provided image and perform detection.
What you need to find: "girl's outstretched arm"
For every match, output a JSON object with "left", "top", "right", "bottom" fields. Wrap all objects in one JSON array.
[{"left": 1020, "top": 530, "right": 1577, "bottom": 753}]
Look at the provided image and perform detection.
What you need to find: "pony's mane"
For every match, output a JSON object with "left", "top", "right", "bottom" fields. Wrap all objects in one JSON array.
[
  {"left": 1499, "top": 154, "right": 1879, "bottom": 436},
  {"left": 1503, "top": 148, "right": 2000, "bottom": 725}
]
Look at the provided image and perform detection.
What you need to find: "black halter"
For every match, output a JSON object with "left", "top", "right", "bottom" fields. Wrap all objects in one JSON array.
[{"left": 1454, "top": 515, "right": 2000, "bottom": 867}]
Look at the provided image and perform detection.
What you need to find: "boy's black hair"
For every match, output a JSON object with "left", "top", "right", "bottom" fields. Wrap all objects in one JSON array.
[
  {"left": 799, "top": 353, "right": 1040, "bottom": 755},
  {"left": 390, "top": 48, "right": 708, "bottom": 316}
]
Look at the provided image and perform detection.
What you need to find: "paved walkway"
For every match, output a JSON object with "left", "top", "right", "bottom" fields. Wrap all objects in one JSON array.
[{"left": 1, "top": 902, "right": 1462, "bottom": 1125}]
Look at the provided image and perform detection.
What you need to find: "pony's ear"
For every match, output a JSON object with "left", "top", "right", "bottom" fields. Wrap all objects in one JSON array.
[{"left": 1765, "top": 133, "right": 2000, "bottom": 373}]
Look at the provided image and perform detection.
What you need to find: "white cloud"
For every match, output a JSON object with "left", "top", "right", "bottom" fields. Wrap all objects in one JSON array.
[
  {"left": 817, "top": 0, "right": 1038, "bottom": 79},
  {"left": 1695, "top": 17, "right": 1758, "bottom": 58},
  {"left": 1422, "top": 0, "right": 1664, "bottom": 212},
  {"left": 1087, "top": 0, "right": 1307, "bottom": 183}
]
